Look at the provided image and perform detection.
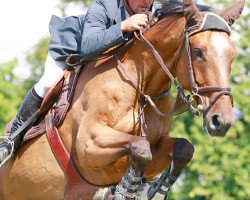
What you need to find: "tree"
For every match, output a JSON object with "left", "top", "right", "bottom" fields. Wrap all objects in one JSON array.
[
  {"left": 23, "top": 37, "right": 49, "bottom": 91},
  {"left": 0, "top": 60, "right": 25, "bottom": 135}
]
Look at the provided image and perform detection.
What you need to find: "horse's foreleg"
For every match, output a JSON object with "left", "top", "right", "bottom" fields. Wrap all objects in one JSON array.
[
  {"left": 85, "top": 124, "right": 152, "bottom": 199},
  {"left": 111, "top": 137, "right": 152, "bottom": 200},
  {"left": 146, "top": 136, "right": 194, "bottom": 199},
  {"left": 170, "top": 138, "right": 195, "bottom": 177},
  {"left": 84, "top": 124, "right": 152, "bottom": 168}
]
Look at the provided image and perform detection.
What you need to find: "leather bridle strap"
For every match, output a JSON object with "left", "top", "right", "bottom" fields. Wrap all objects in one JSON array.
[
  {"left": 114, "top": 54, "right": 172, "bottom": 137},
  {"left": 136, "top": 28, "right": 233, "bottom": 117},
  {"left": 203, "top": 91, "right": 233, "bottom": 116},
  {"left": 183, "top": 30, "right": 233, "bottom": 117},
  {"left": 198, "top": 86, "right": 232, "bottom": 94},
  {"left": 134, "top": 30, "right": 197, "bottom": 114},
  {"left": 184, "top": 30, "right": 233, "bottom": 95},
  {"left": 134, "top": 30, "right": 178, "bottom": 87}
]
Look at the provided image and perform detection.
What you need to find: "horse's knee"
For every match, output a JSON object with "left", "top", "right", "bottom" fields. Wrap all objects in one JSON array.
[
  {"left": 129, "top": 138, "right": 152, "bottom": 165},
  {"left": 173, "top": 138, "right": 194, "bottom": 167}
]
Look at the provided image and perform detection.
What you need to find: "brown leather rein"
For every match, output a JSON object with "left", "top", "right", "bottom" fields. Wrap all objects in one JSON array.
[{"left": 114, "top": 22, "right": 234, "bottom": 135}]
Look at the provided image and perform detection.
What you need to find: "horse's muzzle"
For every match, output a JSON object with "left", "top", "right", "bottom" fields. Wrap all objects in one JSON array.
[{"left": 204, "top": 113, "right": 233, "bottom": 137}]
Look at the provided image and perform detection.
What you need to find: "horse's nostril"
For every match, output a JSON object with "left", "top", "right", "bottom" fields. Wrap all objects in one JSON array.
[{"left": 212, "top": 114, "right": 221, "bottom": 128}]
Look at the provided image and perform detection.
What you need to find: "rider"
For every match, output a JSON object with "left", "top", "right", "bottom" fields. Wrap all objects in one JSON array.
[{"left": 0, "top": 0, "right": 156, "bottom": 165}]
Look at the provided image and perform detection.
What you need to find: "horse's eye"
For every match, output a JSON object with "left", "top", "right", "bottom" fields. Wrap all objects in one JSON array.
[{"left": 194, "top": 48, "right": 204, "bottom": 59}]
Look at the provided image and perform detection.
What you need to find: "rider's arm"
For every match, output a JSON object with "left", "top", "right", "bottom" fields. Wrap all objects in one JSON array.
[
  {"left": 80, "top": 1, "right": 128, "bottom": 60},
  {"left": 80, "top": 0, "right": 149, "bottom": 60}
]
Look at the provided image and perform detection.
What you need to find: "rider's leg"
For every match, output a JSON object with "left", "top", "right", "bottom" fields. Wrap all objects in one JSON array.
[{"left": 0, "top": 53, "right": 67, "bottom": 165}]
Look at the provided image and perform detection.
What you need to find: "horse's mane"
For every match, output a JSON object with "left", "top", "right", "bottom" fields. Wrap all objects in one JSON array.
[{"left": 154, "top": 0, "right": 211, "bottom": 19}]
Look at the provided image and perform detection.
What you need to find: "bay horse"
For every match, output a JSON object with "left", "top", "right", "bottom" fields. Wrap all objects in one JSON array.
[{"left": 0, "top": 0, "right": 244, "bottom": 199}]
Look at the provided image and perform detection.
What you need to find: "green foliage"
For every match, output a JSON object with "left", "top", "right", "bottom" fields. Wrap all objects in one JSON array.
[
  {"left": 23, "top": 36, "right": 49, "bottom": 91},
  {"left": 168, "top": 1, "right": 250, "bottom": 199},
  {"left": 0, "top": 60, "right": 24, "bottom": 135}
]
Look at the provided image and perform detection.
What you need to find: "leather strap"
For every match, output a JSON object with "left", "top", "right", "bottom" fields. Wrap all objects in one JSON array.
[{"left": 46, "top": 112, "right": 98, "bottom": 199}]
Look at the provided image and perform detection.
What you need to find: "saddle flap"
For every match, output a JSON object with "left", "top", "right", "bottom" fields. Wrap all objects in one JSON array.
[
  {"left": 39, "top": 70, "right": 70, "bottom": 115},
  {"left": 5, "top": 68, "right": 82, "bottom": 144}
]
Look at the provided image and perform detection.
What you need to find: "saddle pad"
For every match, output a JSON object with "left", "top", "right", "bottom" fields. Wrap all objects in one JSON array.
[{"left": 5, "top": 67, "right": 82, "bottom": 143}]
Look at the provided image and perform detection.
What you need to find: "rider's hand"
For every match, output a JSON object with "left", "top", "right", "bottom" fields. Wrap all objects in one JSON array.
[{"left": 121, "top": 14, "right": 149, "bottom": 33}]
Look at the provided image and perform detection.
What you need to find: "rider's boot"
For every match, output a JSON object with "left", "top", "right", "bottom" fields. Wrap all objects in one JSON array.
[{"left": 0, "top": 87, "right": 43, "bottom": 166}]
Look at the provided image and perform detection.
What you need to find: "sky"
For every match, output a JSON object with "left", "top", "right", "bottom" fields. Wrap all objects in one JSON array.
[{"left": 0, "top": 0, "right": 84, "bottom": 75}]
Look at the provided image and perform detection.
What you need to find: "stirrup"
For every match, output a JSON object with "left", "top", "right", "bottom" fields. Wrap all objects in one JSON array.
[
  {"left": 147, "top": 164, "right": 178, "bottom": 200},
  {"left": 114, "top": 166, "right": 143, "bottom": 200},
  {"left": 0, "top": 136, "right": 14, "bottom": 167}
]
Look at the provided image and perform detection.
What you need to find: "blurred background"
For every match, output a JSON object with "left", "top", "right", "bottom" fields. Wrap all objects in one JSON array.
[{"left": 0, "top": 0, "right": 249, "bottom": 199}]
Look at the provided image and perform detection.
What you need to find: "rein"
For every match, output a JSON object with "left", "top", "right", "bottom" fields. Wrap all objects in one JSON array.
[
  {"left": 135, "top": 26, "right": 233, "bottom": 118},
  {"left": 114, "top": 21, "right": 234, "bottom": 137},
  {"left": 114, "top": 54, "right": 171, "bottom": 138}
]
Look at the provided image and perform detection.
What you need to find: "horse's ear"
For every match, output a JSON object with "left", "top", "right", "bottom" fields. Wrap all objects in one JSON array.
[
  {"left": 183, "top": 0, "right": 203, "bottom": 27},
  {"left": 218, "top": 0, "right": 245, "bottom": 26}
]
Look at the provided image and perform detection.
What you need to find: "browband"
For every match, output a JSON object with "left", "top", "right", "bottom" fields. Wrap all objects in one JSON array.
[{"left": 188, "top": 12, "right": 231, "bottom": 36}]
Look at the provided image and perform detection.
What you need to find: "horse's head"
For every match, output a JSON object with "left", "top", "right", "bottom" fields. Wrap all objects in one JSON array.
[{"left": 175, "top": 0, "right": 245, "bottom": 137}]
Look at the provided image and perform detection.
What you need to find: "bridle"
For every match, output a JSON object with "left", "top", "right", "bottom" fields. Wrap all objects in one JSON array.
[
  {"left": 134, "top": 27, "right": 233, "bottom": 118},
  {"left": 183, "top": 29, "right": 233, "bottom": 117},
  {"left": 114, "top": 15, "right": 234, "bottom": 137}
]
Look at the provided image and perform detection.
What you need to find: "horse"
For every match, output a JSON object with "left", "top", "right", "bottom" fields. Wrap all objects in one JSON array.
[{"left": 0, "top": 0, "right": 244, "bottom": 199}]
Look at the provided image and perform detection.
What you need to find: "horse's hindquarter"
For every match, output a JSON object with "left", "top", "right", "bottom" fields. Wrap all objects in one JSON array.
[{"left": 0, "top": 134, "right": 66, "bottom": 200}]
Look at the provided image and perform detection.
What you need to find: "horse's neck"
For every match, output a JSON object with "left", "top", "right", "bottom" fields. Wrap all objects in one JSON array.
[{"left": 124, "top": 17, "right": 185, "bottom": 96}]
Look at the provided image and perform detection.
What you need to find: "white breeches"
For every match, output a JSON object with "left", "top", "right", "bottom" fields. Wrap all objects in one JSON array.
[{"left": 34, "top": 53, "right": 67, "bottom": 98}]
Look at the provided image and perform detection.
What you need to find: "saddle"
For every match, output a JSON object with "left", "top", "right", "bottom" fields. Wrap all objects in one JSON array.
[{"left": 5, "top": 67, "right": 81, "bottom": 143}]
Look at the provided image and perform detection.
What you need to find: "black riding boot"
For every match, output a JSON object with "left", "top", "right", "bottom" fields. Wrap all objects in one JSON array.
[{"left": 0, "top": 87, "right": 43, "bottom": 166}]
